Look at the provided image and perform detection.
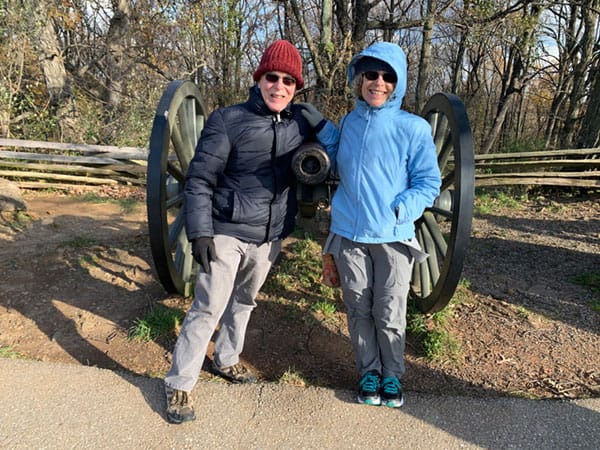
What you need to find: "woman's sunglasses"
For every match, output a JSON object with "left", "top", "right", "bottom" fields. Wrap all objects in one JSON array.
[
  {"left": 362, "top": 71, "right": 397, "bottom": 84},
  {"left": 265, "top": 73, "right": 297, "bottom": 86}
]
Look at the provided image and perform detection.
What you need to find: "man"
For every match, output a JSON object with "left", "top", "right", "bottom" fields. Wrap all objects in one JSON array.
[{"left": 163, "top": 39, "right": 337, "bottom": 424}]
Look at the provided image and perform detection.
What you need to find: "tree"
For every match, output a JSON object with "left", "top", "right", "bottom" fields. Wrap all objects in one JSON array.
[
  {"left": 560, "top": 0, "right": 599, "bottom": 148},
  {"left": 2, "top": 0, "right": 598, "bottom": 155},
  {"left": 543, "top": 0, "right": 599, "bottom": 149},
  {"left": 102, "top": 0, "right": 132, "bottom": 141},
  {"left": 480, "top": 3, "right": 543, "bottom": 154},
  {"left": 577, "top": 61, "right": 600, "bottom": 148},
  {"left": 22, "top": 0, "right": 77, "bottom": 140}
]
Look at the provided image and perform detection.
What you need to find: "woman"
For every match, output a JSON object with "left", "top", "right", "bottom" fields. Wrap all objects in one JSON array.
[{"left": 325, "top": 42, "right": 441, "bottom": 407}]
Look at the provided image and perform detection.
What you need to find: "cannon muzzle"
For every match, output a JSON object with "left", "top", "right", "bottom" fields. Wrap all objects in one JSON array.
[{"left": 292, "top": 142, "right": 331, "bottom": 185}]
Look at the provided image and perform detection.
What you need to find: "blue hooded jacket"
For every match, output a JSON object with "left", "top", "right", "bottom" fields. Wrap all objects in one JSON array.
[{"left": 329, "top": 42, "right": 441, "bottom": 243}]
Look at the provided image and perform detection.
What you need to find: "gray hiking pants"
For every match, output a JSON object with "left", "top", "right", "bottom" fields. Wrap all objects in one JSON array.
[
  {"left": 334, "top": 237, "right": 415, "bottom": 380},
  {"left": 165, "top": 235, "right": 281, "bottom": 392}
]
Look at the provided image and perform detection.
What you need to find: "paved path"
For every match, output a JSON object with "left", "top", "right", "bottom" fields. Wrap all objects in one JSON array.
[{"left": 1, "top": 359, "right": 599, "bottom": 449}]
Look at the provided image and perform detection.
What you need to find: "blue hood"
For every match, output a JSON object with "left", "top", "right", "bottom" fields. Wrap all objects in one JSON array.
[{"left": 347, "top": 42, "right": 407, "bottom": 107}]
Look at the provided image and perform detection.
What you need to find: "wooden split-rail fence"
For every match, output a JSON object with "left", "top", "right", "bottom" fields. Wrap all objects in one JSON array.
[
  {"left": 0, "top": 138, "right": 147, "bottom": 190},
  {"left": 474, "top": 148, "right": 599, "bottom": 188},
  {"left": 0, "top": 138, "right": 599, "bottom": 190}
]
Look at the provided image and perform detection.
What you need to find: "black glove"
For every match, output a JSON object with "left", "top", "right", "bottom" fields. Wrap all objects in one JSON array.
[
  {"left": 192, "top": 237, "right": 216, "bottom": 273},
  {"left": 297, "top": 102, "right": 326, "bottom": 131}
]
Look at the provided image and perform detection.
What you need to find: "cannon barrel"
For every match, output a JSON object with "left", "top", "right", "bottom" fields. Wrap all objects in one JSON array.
[{"left": 291, "top": 142, "right": 331, "bottom": 186}]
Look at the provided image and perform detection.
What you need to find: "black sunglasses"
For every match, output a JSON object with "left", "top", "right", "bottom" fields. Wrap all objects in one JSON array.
[
  {"left": 265, "top": 73, "right": 297, "bottom": 87},
  {"left": 363, "top": 71, "right": 397, "bottom": 84}
]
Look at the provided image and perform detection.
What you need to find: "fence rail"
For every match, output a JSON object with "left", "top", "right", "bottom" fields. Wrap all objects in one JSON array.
[
  {"left": 0, "top": 138, "right": 147, "bottom": 190},
  {"left": 474, "top": 148, "right": 600, "bottom": 188},
  {"left": 0, "top": 139, "right": 599, "bottom": 190}
]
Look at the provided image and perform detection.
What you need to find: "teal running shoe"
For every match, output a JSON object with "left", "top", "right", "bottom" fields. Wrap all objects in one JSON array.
[
  {"left": 381, "top": 376, "right": 404, "bottom": 408},
  {"left": 357, "top": 370, "right": 381, "bottom": 406}
]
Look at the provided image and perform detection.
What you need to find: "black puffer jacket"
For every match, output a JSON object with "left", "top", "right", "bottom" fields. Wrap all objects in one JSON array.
[{"left": 184, "top": 86, "right": 315, "bottom": 243}]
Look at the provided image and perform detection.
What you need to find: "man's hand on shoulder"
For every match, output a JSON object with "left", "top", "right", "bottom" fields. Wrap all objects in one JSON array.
[{"left": 297, "top": 102, "right": 326, "bottom": 131}]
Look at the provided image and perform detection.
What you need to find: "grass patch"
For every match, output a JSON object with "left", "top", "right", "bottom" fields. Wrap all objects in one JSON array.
[
  {"left": 262, "top": 234, "right": 337, "bottom": 309},
  {"left": 310, "top": 300, "right": 337, "bottom": 317},
  {"left": 278, "top": 369, "right": 308, "bottom": 387},
  {"left": 2, "top": 259, "right": 20, "bottom": 270},
  {"left": 0, "top": 345, "right": 25, "bottom": 359},
  {"left": 572, "top": 272, "right": 600, "bottom": 293},
  {"left": 1, "top": 210, "right": 32, "bottom": 232},
  {"left": 128, "top": 303, "right": 185, "bottom": 343},
  {"left": 407, "top": 283, "right": 467, "bottom": 362},
  {"left": 515, "top": 305, "right": 530, "bottom": 319},
  {"left": 77, "top": 192, "right": 140, "bottom": 213},
  {"left": 64, "top": 235, "right": 97, "bottom": 248},
  {"left": 572, "top": 272, "right": 600, "bottom": 311},
  {"left": 474, "top": 191, "right": 523, "bottom": 215},
  {"left": 78, "top": 254, "right": 98, "bottom": 268}
]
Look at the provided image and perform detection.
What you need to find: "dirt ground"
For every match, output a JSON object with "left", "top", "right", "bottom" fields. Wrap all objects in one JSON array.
[{"left": 1, "top": 187, "right": 598, "bottom": 400}]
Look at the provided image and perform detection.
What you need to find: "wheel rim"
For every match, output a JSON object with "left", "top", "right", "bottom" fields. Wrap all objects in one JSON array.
[
  {"left": 147, "top": 80, "right": 207, "bottom": 296},
  {"left": 411, "top": 93, "right": 475, "bottom": 313}
]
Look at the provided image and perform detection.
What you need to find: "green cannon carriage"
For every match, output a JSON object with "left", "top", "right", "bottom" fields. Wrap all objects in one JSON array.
[{"left": 146, "top": 80, "right": 475, "bottom": 314}]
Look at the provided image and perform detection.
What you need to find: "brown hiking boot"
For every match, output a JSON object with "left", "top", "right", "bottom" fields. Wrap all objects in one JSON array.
[
  {"left": 165, "top": 385, "right": 196, "bottom": 424},
  {"left": 211, "top": 361, "right": 257, "bottom": 383}
]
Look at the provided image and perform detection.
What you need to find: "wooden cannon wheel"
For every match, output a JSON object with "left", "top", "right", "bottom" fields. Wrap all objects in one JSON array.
[
  {"left": 411, "top": 93, "right": 475, "bottom": 313},
  {"left": 147, "top": 80, "right": 207, "bottom": 297}
]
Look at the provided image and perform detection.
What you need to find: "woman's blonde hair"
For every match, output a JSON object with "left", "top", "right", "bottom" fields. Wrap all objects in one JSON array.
[{"left": 352, "top": 74, "right": 364, "bottom": 100}]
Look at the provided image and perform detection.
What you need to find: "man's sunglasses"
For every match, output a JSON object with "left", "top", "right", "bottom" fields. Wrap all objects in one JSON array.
[
  {"left": 265, "top": 73, "right": 297, "bottom": 86},
  {"left": 362, "top": 71, "right": 397, "bottom": 84}
]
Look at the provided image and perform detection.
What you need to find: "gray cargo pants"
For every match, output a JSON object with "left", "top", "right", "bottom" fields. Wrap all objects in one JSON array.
[
  {"left": 334, "top": 237, "right": 414, "bottom": 380},
  {"left": 165, "top": 234, "right": 281, "bottom": 392}
]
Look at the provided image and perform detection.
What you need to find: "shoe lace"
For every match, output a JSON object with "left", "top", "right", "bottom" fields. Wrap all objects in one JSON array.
[
  {"left": 171, "top": 389, "right": 190, "bottom": 407},
  {"left": 230, "top": 363, "right": 246, "bottom": 375},
  {"left": 360, "top": 371, "right": 380, "bottom": 391},
  {"left": 381, "top": 377, "right": 400, "bottom": 395}
]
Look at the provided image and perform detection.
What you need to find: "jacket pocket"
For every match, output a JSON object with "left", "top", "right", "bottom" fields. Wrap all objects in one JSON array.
[{"left": 231, "top": 191, "right": 269, "bottom": 226}]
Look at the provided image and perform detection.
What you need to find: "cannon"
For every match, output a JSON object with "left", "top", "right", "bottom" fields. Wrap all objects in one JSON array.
[{"left": 146, "top": 80, "right": 474, "bottom": 313}]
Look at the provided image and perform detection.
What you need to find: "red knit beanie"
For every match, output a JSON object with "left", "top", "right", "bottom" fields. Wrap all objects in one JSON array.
[{"left": 253, "top": 40, "right": 304, "bottom": 89}]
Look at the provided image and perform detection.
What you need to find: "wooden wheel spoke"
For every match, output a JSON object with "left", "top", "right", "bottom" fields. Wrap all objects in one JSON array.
[
  {"left": 416, "top": 228, "right": 432, "bottom": 297},
  {"left": 179, "top": 97, "right": 198, "bottom": 155},
  {"left": 428, "top": 205, "right": 452, "bottom": 219},
  {"left": 173, "top": 228, "right": 189, "bottom": 272},
  {"left": 165, "top": 191, "right": 184, "bottom": 211},
  {"left": 438, "top": 135, "right": 454, "bottom": 173},
  {"left": 421, "top": 222, "right": 441, "bottom": 282},
  {"left": 166, "top": 160, "right": 185, "bottom": 182},
  {"left": 423, "top": 211, "right": 448, "bottom": 255},
  {"left": 170, "top": 121, "right": 191, "bottom": 173},
  {"left": 168, "top": 210, "right": 184, "bottom": 250},
  {"left": 440, "top": 171, "right": 456, "bottom": 192},
  {"left": 432, "top": 115, "right": 449, "bottom": 151}
]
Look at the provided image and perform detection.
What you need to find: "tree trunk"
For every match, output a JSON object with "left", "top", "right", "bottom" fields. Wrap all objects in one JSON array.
[
  {"left": 481, "top": 5, "right": 542, "bottom": 154},
  {"left": 560, "top": 0, "right": 599, "bottom": 147},
  {"left": 24, "top": 0, "right": 77, "bottom": 141},
  {"left": 351, "top": 0, "right": 371, "bottom": 52},
  {"left": 103, "top": 0, "right": 132, "bottom": 142},
  {"left": 576, "top": 63, "right": 600, "bottom": 148},
  {"left": 416, "top": 0, "right": 436, "bottom": 113}
]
